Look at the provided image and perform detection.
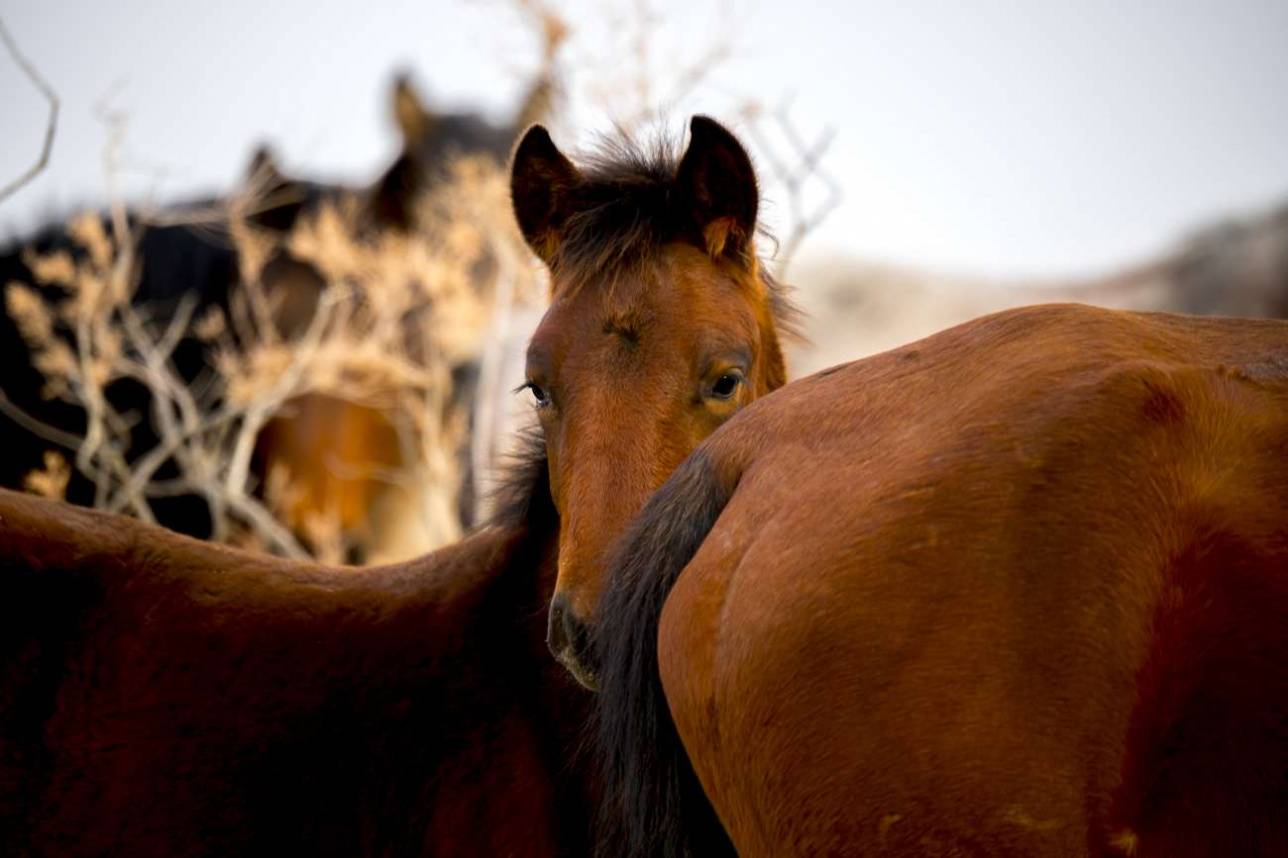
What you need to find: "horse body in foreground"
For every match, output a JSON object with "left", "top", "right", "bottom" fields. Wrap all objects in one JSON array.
[
  {"left": 0, "top": 451, "right": 596, "bottom": 857},
  {"left": 594, "top": 304, "right": 1288, "bottom": 857}
]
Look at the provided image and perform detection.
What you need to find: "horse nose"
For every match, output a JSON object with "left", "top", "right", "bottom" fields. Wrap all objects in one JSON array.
[
  {"left": 548, "top": 594, "right": 598, "bottom": 690},
  {"left": 547, "top": 594, "right": 570, "bottom": 655},
  {"left": 547, "top": 593, "right": 582, "bottom": 658}
]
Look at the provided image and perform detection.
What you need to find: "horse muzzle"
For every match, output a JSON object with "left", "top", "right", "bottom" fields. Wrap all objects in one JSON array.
[{"left": 547, "top": 594, "right": 599, "bottom": 691}]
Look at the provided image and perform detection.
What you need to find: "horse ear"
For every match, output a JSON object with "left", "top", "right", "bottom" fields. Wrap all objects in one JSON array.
[
  {"left": 393, "top": 73, "right": 435, "bottom": 146},
  {"left": 245, "top": 144, "right": 284, "bottom": 185},
  {"left": 675, "top": 116, "right": 758, "bottom": 261},
  {"left": 510, "top": 124, "right": 580, "bottom": 264},
  {"left": 241, "top": 144, "right": 308, "bottom": 232}
]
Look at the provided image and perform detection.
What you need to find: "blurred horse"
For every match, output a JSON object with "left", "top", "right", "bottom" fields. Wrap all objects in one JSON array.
[
  {"left": 594, "top": 304, "right": 1288, "bottom": 857},
  {"left": 255, "top": 68, "right": 561, "bottom": 554},
  {"left": 0, "top": 66, "right": 556, "bottom": 562}
]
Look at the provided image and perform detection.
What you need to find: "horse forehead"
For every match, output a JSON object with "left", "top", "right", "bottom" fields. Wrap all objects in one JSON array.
[
  {"left": 533, "top": 253, "right": 756, "bottom": 369},
  {"left": 535, "top": 279, "right": 669, "bottom": 346}
]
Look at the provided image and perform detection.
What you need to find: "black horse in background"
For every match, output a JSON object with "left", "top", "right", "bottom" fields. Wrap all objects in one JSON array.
[
  {"left": 373, "top": 71, "right": 555, "bottom": 229},
  {"left": 0, "top": 69, "right": 554, "bottom": 557}
]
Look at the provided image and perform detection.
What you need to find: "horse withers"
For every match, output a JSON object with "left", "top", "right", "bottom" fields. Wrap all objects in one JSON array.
[{"left": 594, "top": 304, "right": 1288, "bottom": 857}]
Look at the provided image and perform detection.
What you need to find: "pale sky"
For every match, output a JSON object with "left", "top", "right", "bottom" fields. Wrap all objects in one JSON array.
[{"left": 2, "top": 0, "right": 1286, "bottom": 277}]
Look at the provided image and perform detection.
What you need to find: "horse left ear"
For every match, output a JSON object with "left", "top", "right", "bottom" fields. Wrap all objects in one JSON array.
[
  {"left": 244, "top": 144, "right": 284, "bottom": 185},
  {"left": 675, "top": 116, "right": 759, "bottom": 261},
  {"left": 393, "top": 73, "right": 435, "bottom": 146},
  {"left": 510, "top": 124, "right": 581, "bottom": 264}
]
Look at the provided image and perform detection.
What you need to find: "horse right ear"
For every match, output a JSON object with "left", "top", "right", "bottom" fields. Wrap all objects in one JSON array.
[
  {"left": 675, "top": 115, "right": 759, "bottom": 262},
  {"left": 510, "top": 125, "right": 580, "bottom": 264}
]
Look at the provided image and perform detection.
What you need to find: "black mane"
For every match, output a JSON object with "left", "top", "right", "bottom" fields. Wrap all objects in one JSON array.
[
  {"left": 555, "top": 133, "right": 683, "bottom": 277},
  {"left": 593, "top": 449, "right": 738, "bottom": 858},
  {"left": 486, "top": 424, "right": 556, "bottom": 535}
]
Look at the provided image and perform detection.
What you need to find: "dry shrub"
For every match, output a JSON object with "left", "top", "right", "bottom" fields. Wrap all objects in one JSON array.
[
  {"left": 23, "top": 451, "right": 70, "bottom": 500},
  {"left": 5, "top": 155, "right": 543, "bottom": 563}
]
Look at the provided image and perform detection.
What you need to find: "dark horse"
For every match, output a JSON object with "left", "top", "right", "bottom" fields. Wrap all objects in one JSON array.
[
  {"left": 1, "top": 116, "right": 802, "bottom": 854},
  {"left": 0, "top": 436, "right": 600, "bottom": 857},
  {"left": 0, "top": 70, "right": 552, "bottom": 556},
  {"left": 588, "top": 304, "right": 1288, "bottom": 856}
]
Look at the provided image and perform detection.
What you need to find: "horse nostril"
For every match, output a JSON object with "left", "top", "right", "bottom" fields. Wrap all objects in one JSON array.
[
  {"left": 563, "top": 607, "right": 589, "bottom": 655},
  {"left": 547, "top": 594, "right": 598, "bottom": 688},
  {"left": 547, "top": 595, "right": 571, "bottom": 657}
]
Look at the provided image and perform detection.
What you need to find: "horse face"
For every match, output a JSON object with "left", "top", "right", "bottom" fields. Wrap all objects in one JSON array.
[{"left": 510, "top": 117, "right": 786, "bottom": 688}]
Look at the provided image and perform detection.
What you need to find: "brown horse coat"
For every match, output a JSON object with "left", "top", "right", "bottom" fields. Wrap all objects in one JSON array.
[
  {"left": 0, "top": 449, "right": 595, "bottom": 857},
  {"left": 596, "top": 304, "right": 1288, "bottom": 857}
]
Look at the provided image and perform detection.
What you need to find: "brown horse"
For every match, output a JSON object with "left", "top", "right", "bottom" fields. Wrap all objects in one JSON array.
[
  {"left": 508, "top": 116, "right": 795, "bottom": 685},
  {"left": 0, "top": 438, "right": 603, "bottom": 857},
  {"left": 592, "top": 304, "right": 1288, "bottom": 856}
]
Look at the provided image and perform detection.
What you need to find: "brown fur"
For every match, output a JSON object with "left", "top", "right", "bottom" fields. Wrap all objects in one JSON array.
[
  {"left": 255, "top": 396, "right": 404, "bottom": 554},
  {"left": 0, "top": 429, "right": 599, "bottom": 856},
  {"left": 598, "top": 304, "right": 1288, "bottom": 856}
]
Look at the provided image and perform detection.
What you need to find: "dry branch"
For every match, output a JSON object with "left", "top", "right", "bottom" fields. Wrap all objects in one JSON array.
[
  {"left": 742, "top": 98, "right": 843, "bottom": 277},
  {"left": 7, "top": 152, "right": 540, "bottom": 562},
  {"left": 0, "top": 16, "right": 59, "bottom": 202}
]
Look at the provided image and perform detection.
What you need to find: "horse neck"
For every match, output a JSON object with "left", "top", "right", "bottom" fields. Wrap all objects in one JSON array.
[
  {"left": 383, "top": 521, "right": 554, "bottom": 648},
  {"left": 384, "top": 518, "right": 596, "bottom": 852}
]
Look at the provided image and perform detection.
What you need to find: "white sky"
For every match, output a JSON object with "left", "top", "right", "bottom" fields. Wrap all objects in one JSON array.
[{"left": 2, "top": 0, "right": 1286, "bottom": 277}]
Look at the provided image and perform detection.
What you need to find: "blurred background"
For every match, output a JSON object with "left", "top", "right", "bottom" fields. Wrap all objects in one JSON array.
[{"left": 2, "top": 0, "right": 1286, "bottom": 562}]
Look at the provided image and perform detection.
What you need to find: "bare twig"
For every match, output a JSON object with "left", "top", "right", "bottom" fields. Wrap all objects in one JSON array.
[
  {"left": 0, "top": 16, "right": 58, "bottom": 202},
  {"left": 563, "top": 2, "right": 837, "bottom": 275},
  {"left": 743, "top": 98, "right": 843, "bottom": 277},
  {"left": 0, "top": 388, "right": 82, "bottom": 450}
]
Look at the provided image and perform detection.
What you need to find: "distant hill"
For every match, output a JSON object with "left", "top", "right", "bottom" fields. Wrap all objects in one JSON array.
[{"left": 788, "top": 200, "right": 1288, "bottom": 376}]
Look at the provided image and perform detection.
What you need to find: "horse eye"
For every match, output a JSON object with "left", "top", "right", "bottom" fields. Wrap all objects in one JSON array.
[
  {"left": 524, "top": 382, "right": 552, "bottom": 409},
  {"left": 710, "top": 372, "right": 742, "bottom": 401}
]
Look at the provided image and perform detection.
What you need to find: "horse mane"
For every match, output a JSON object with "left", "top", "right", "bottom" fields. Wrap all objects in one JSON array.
[
  {"left": 592, "top": 447, "right": 739, "bottom": 858},
  {"left": 486, "top": 424, "right": 557, "bottom": 534},
  {"left": 552, "top": 129, "right": 803, "bottom": 340}
]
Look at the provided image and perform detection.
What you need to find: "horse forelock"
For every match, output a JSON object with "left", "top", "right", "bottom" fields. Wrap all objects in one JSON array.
[{"left": 545, "top": 129, "right": 801, "bottom": 338}]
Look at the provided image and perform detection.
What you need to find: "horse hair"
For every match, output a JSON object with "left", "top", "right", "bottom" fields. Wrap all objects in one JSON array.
[
  {"left": 485, "top": 424, "right": 555, "bottom": 534},
  {"left": 550, "top": 129, "right": 802, "bottom": 339},
  {"left": 593, "top": 448, "right": 740, "bottom": 858}
]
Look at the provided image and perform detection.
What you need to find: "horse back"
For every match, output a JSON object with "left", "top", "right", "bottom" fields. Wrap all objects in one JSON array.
[
  {"left": 0, "top": 489, "right": 583, "bottom": 857},
  {"left": 656, "top": 305, "right": 1288, "bottom": 856}
]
